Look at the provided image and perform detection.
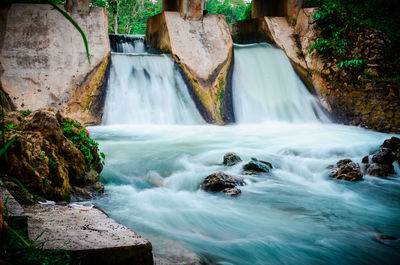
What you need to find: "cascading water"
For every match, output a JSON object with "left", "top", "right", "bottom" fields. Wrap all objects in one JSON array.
[
  {"left": 233, "top": 43, "right": 329, "bottom": 123},
  {"left": 103, "top": 36, "right": 203, "bottom": 125},
  {"left": 90, "top": 38, "right": 400, "bottom": 264},
  {"left": 109, "top": 35, "right": 146, "bottom": 53}
]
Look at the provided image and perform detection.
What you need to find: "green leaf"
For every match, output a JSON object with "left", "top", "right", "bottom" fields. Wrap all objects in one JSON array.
[
  {"left": 46, "top": 0, "right": 91, "bottom": 66},
  {"left": 0, "top": 135, "right": 17, "bottom": 159},
  {"left": 9, "top": 227, "right": 31, "bottom": 248},
  {"left": 11, "top": 177, "right": 33, "bottom": 203}
]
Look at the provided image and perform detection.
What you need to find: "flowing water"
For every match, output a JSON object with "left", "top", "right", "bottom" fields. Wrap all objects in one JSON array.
[
  {"left": 233, "top": 44, "right": 329, "bottom": 123},
  {"left": 91, "top": 41, "right": 400, "bottom": 264},
  {"left": 103, "top": 38, "right": 203, "bottom": 125}
]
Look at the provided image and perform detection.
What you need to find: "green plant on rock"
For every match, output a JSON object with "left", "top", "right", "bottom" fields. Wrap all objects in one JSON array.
[
  {"left": 306, "top": 0, "right": 400, "bottom": 79},
  {"left": 309, "top": 38, "right": 331, "bottom": 54},
  {"left": 62, "top": 118, "right": 105, "bottom": 167},
  {"left": 308, "top": 0, "right": 369, "bottom": 81},
  {"left": 336, "top": 58, "right": 365, "bottom": 69},
  {"left": 4, "top": 124, "right": 18, "bottom": 131},
  {"left": 48, "top": 157, "right": 56, "bottom": 172},
  {"left": 19, "top": 109, "right": 32, "bottom": 116}
]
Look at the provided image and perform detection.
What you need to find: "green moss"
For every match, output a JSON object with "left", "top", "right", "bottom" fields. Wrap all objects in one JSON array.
[
  {"left": 84, "top": 54, "right": 110, "bottom": 110},
  {"left": 217, "top": 78, "right": 225, "bottom": 116},
  {"left": 62, "top": 118, "right": 105, "bottom": 168},
  {"left": 173, "top": 49, "right": 233, "bottom": 124}
]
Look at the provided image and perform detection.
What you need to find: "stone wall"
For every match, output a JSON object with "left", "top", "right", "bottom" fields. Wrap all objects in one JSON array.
[
  {"left": 251, "top": 0, "right": 304, "bottom": 22},
  {"left": 0, "top": 7, "right": 14, "bottom": 112},
  {"left": 162, "top": 0, "right": 203, "bottom": 20},
  {"left": 0, "top": 4, "right": 110, "bottom": 125},
  {"left": 146, "top": 11, "right": 234, "bottom": 124},
  {"left": 294, "top": 8, "right": 400, "bottom": 132}
]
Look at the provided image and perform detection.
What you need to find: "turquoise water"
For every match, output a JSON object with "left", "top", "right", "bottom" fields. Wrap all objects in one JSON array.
[
  {"left": 91, "top": 123, "right": 400, "bottom": 264},
  {"left": 92, "top": 42, "right": 400, "bottom": 264}
]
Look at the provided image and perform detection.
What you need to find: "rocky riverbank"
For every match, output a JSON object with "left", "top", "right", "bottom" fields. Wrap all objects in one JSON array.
[
  {"left": 0, "top": 108, "right": 154, "bottom": 264},
  {"left": 1, "top": 108, "right": 104, "bottom": 202}
]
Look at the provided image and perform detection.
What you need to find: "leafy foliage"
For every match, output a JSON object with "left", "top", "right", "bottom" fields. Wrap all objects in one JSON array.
[
  {"left": 91, "top": 0, "right": 161, "bottom": 34},
  {"left": 336, "top": 58, "right": 365, "bottom": 69},
  {"left": 307, "top": 1, "right": 368, "bottom": 76},
  {"left": 306, "top": 0, "right": 400, "bottom": 69},
  {"left": 205, "top": 0, "right": 250, "bottom": 24},
  {"left": 62, "top": 118, "right": 105, "bottom": 167},
  {"left": 240, "top": 1, "right": 251, "bottom": 21},
  {"left": 90, "top": 0, "right": 252, "bottom": 34},
  {"left": 19, "top": 110, "right": 32, "bottom": 116}
]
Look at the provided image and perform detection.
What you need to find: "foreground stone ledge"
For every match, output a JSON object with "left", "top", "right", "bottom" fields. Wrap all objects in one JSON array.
[
  {"left": 25, "top": 204, "right": 153, "bottom": 265},
  {"left": 0, "top": 180, "right": 27, "bottom": 229}
]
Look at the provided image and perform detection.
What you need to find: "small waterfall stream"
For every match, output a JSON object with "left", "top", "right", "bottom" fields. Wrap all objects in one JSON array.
[
  {"left": 90, "top": 36, "right": 400, "bottom": 264},
  {"left": 233, "top": 43, "right": 329, "bottom": 123},
  {"left": 103, "top": 36, "right": 203, "bottom": 125}
]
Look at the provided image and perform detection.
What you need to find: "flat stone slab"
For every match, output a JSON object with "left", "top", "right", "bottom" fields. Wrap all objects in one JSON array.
[
  {"left": 24, "top": 204, "right": 153, "bottom": 265},
  {"left": 0, "top": 181, "right": 25, "bottom": 217}
]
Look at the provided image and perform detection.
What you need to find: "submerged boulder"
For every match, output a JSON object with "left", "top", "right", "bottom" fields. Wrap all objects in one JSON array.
[
  {"left": 243, "top": 158, "right": 273, "bottom": 174},
  {"left": 372, "top": 150, "right": 396, "bottom": 166},
  {"left": 223, "top": 152, "right": 242, "bottom": 166},
  {"left": 0, "top": 108, "right": 104, "bottom": 202},
  {"left": 201, "top": 171, "right": 245, "bottom": 196},
  {"left": 365, "top": 163, "right": 394, "bottom": 177},
  {"left": 363, "top": 137, "right": 400, "bottom": 177},
  {"left": 221, "top": 188, "right": 241, "bottom": 196},
  {"left": 329, "top": 159, "right": 363, "bottom": 181}
]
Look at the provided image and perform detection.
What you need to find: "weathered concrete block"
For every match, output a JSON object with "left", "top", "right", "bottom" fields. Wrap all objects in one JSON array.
[
  {"left": 231, "top": 18, "right": 274, "bottom": 44},
  {"left": 162, "top": 0, "right": 203, "bottom": 20},
  {"left": 65, "top": 0, "right": 90, "bottom": 15},
  {"left": 146, "top": 11, "right": 234, "bottom": 124},
  {"left": 25, "top": 204, "right": 153, "bottom": 265},
  {"left": 0, "top": 4, "right": 110, "bottom": 125},
  {"left": 252, "top": 0, "right": 304, "bottom": 21}
]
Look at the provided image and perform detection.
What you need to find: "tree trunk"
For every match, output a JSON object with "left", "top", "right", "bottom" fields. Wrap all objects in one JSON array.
[{"left": 113, "top": 0, "right": 119, "bottom": 34}]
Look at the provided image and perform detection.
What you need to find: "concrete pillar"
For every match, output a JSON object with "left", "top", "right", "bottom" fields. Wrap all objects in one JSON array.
[
  {"left": 251, "top": 0, "right": 303, "bottom": 19},
  {"left": 162, "top": 0, "right": 182, "bottom": 11},
  {"left": 65, "top": 0, "right": 90, "bottom": 14},
  {"left": 162, "top": 0, "right": 203, "bottom": 20}
]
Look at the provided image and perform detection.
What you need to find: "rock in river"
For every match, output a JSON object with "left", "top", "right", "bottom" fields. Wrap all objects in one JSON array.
[
  {"left": 223, "top": 152, "right": 242, "bottom": 166},
  {"left": 201, "top": 171, "right": 245, "bottom": 196},
  {"left": 329, "top": 159, "right": 363, "bottom": 181},
  {"left": 363, "top": 137, "right": 400, "bottom": 177},
  {"left": 243, "top": 158, "right": 273, "bottom": 174}
]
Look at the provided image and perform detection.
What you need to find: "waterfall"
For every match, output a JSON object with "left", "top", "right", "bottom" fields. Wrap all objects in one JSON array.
[
  {"left": 232, "top": 43, "right": 330, "bottom": 123},
  {"left": 103, "top": 36, "right": 203, "bottom": 125},
  {"left": 91, "top": 37, "right": 400, "bottom": 265},
  {"left": 109, "top": 35, "right": 146, "bottom": 54}
]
